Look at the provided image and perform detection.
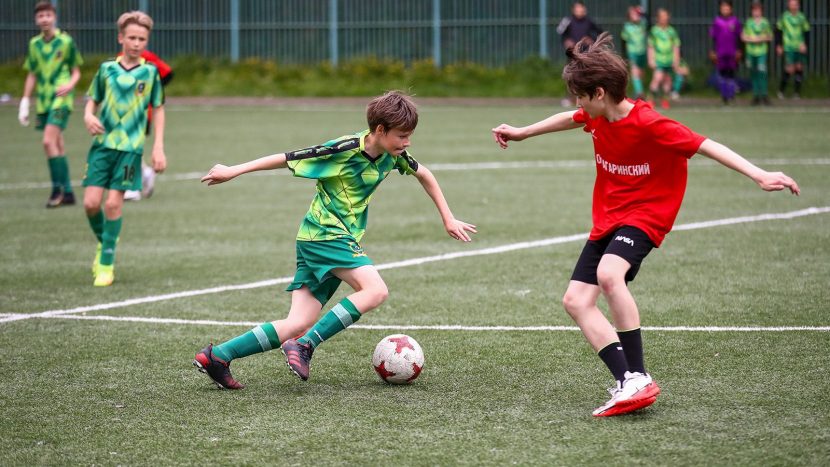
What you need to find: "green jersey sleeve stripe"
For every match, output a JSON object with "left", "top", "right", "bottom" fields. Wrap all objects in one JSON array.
[{"left": 286, "top": 138, "right": 360, "bottom": 161}]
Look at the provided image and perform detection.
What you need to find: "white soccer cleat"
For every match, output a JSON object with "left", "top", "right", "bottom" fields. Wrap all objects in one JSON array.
[
  {"left": 141, "top": 165, "right": 156, "bottom": 199},
  {"left": 123, "top": 190, "right": 141, "bottom": 201},
  {"left": 592, "top": 371, "right": 660, "bottom": 417}
]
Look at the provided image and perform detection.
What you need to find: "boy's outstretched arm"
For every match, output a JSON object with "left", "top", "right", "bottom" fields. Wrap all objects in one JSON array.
[
  {"left": 413, "top": 164, "right": 477, "bottom": 242},
  {"left": 696, "top": 139, "right": 800, "bottom": 195},
  {"left": 201, "top": 153, "right": 288, "bottom": 186},
  {"left": 492, "top": 110, "right": 582, "bottom": 149}
]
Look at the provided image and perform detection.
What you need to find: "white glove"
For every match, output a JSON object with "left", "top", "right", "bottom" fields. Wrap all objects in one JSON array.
[{"left": 18, "top": 97, "right": 30, "bottom": 126}]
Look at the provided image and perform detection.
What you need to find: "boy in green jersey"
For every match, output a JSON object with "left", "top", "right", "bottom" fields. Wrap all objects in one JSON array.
[
  {"left": 19, "top": 1, "right": 83, "bottom": 208},
  {"left": 742, "top": 2, "right": 773, "bottom": 105},
  {"left": 776, "top": 0, "right": 810, "bottom": 98},
  {"left": 82, "top": 11, "right": 166, "bottom": 287},
  {"left": 620, "top": 5, "right": 647, "bottom": 99},
  {"left": 646, "top": 8, "right": 680, "bottom": 110},
  {"left": 194, "top": 91, "right": 477, "bottom": 388}
]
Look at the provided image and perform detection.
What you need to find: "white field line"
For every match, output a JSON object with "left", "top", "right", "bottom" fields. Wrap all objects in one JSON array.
[
  {"left": 2, "top": 206, "right": 829, "bottom": 325},
  {"left": 1, "top": 158, "right": 828, "bottom": 191},
  {"left": 39, "top": 314, "right": 830, "bottom": 331}
]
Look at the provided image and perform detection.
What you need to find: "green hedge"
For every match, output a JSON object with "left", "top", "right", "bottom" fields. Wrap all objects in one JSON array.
[{"left": 1, "top": 55, "right": 826, "bottom": 98}]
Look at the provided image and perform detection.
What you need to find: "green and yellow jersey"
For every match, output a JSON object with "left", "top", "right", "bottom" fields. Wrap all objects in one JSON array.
[
  {"left": 744, "top": 17, "right": 772, "bottom": 57},
  {"left": 286, "top": 129, "right": 419, "bottom": 243},
  {"left": 87, "top": 56, "right": 164, "bottom": 154},
  {"left": 23, "top": 29, "right": 83, "bottom": 114},
  {"left": 648, "top": 25, "right": 680, "bottom": 67},
  {"left": 777, "top": 11, "right": 810, "bottom": 52},
  {"left": 621, "top": 19, "right": 648, "bottom": 56}
]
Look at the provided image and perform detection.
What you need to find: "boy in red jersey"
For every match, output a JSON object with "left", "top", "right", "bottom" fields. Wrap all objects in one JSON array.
[{"left": 491, "top": 33, "right": 799, "bottom": 417}]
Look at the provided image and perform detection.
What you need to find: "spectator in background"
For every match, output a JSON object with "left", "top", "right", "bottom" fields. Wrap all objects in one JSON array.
[
  {"left": 557, "top": 1, "right": 603, "bottom": 106},
  {"left": 710, "top": 0, "right": 742, "bottom": 105},
  {"left": 742, "top": 1, "right": 773, "bottom": 105},
  {"left": 120, "top": 49, "right": 174, "bottom": 201},
  {"left": 647, "top": 8, "right": 680, "bottom": 110},
  {"left": 776, "top": 0, "right": 810, "bottom": 99},
  {"left": 621, "top": 5, "right": 648, "bottom": 100}
]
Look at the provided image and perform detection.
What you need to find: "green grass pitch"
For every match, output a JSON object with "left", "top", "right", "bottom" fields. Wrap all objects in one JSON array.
[{"left": 1, "top": 101, "right": 828, "bottom": 465}]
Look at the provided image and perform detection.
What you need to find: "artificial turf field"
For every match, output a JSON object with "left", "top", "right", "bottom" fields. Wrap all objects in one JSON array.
[{"left": 1, "top": 100, "right": 828, "bottom": 465}]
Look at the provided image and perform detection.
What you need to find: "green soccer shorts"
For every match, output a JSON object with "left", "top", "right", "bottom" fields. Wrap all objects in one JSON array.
[
  {"left": 82, "top": 144, "right": 143, "bottom": 191},
  {"left": 286, "top": 238, "right": 374, "bottom": 306},
  {"left": 784, "top": 51, "right": 807, "bottom": 67},
  {"left": 628, "top": 53, "right": 647, "bottom": 69},
  {"left": 35, "top": 107, "right": 71, "bottom": 131}
]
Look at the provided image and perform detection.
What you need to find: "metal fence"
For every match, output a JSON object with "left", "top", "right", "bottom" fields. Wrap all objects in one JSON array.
[{"left": 2, "top": 0, "right": 827, "bottom": 74}]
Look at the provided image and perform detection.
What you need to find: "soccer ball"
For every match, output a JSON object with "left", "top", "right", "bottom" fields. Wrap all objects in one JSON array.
[{"left": 372, "top": 334, "right": 424, "bottom": 384}]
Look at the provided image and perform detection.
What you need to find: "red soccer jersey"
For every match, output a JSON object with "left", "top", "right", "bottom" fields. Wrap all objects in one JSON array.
[{"left": 572, "top": 100, "right": 706, "bottom": 246}]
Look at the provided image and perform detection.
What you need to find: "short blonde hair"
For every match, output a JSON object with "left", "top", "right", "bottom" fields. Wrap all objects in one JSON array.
[{"left": 117, "top": 11, "right": 153, "bottom": 33}]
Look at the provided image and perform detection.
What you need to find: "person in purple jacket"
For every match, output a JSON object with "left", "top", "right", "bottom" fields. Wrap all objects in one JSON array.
[{"left": 710, "top": 0, "right": 743, "bottom": 104}]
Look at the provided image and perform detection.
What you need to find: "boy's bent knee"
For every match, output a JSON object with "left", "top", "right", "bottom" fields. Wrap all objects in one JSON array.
[
  {"left": 596, "top": 268, "right": 626, "bottom": 295},
  {"left": 563, "top": 290, "right": 591, "bottom": 317}
]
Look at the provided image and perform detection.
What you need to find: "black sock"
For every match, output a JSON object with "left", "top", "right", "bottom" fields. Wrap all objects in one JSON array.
[
  {"left": 617, "top": 328, "right": 646, "bottom": 374},
  {"left": 780, "top": 73, "right": 790, "bottom": 93},
  {"left": 598, "top": 342, "right": 629, "bottom": 383},
  {"left": 794, "top": 71, "right": 803, "bottom": 94}
]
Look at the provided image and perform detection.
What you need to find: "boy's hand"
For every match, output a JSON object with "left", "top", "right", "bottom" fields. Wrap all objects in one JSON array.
[
  {"left": 55, "top": 84, "right": 73, "bottom": 97},
  {"left": 84, "top": 114, "right": 105, "bottom": 135},
  {"left": 18, "top": 97, "right": 29, "bottom": 126},
  {"left": 151, "top": 149, "right": 167, "bottom": 174},
  {"left": 201, "top": 164, "right": 238, "bottom": 186},
  {"left": 491, "top": 124, "right": 525, "bottom": 149},
  {"left": 776, "top": 45, "right": 783, "bottom": 56},
  {"left": 755, "top": 171, "right": 800, "bottom": 195},
  {"left": 445, "top": 218, "right": 477, "bottom": 242}
]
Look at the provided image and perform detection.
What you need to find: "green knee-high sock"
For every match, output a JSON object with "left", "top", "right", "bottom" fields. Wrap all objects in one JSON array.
[
  {"left": 46, "top": 157, "right": 62, "bottom": 190},
  {"left": 87, "top": 210, "right": 104, "bottom": 242},
  {"left": 58, "top": 156, "right": 73, "bottom": 193},
  {"left": 213, "top": 322, "right": 280, "bottom": 362},
  {"left": 100, "top": 217, "right": 122, "bottom": 266},
  {"left": 673, "top": 74, "right": 684, "bottom": 93},
  {"left": 632, "top": 77, "right": 644, "bottom": 96},
  {"left": 298, "top": 297, "right": 362, "bottom": 349}
]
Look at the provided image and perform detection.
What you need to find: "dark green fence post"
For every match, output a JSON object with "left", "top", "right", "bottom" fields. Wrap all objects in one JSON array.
[
  {"left": 539, "top": 0, "right": 547, "bottom": 58},
  {"left": 230, "top": 0, "right": 239, "bottom": 63},
  {"left": 433, "top": 0, "right": 441, "bottom": 67},
  {"left": 329, "top": 0, "right": 338, "bottom": 66}
]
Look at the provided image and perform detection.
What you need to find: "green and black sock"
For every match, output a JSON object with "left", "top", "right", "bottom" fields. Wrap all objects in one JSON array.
[
  {"left": 213, "top": 322, "right": 281, "bottom": 362},
  {"left": 100, "top": 217, "right": 122, "bottom": 266},
  {"left": 87, "top": 210, "right": 104, "bottom": 243},
  {"left": 298, "top": 297, "right": 362, "bottom": 349}
]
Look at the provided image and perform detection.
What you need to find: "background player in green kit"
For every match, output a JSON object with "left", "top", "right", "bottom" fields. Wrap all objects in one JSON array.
[
  {"left": 776, "top": 0, "right": 810, "bottom": 99},
  {"left": 742, "top": 1, "right": 773, "bottom": 105},
  {"left": 620, "top": 5, "right": 647, "bottom": 100},
  {"left": 647, "top": 8, "right": 680, "bottom": 110},
  {"left": 19, "top": 1, "right": 83, "bottom": 208},
  {"left": 82, "top": 11, "right": 166, "bottom": 287},
  {"left": 194, "top": 91, "right": 477, "bottom": 389}
]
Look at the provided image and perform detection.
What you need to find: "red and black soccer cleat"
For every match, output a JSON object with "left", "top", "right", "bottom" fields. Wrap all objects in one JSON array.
[
  {"left": 282, "top": 338, "right": 314, "bottom": 381},
  {"left": 193, "top": 344, "right": 244, "bottom": 390}
]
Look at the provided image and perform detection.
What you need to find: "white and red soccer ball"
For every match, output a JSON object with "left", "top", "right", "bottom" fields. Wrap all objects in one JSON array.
[{"left": 372, "top": 334, "right": 424, "bottom": 384}]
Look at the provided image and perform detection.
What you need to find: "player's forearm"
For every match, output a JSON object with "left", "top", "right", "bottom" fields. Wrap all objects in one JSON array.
[
  {"left": 235, "top": 154, "right": 289, "bottom": 175},
  {"left": 415, "top": 166, "right": 456, "bottom": 225},
  {"left": 151, "top": 106, "right": 165, "bottom": 152},
  {"left": 68, "top": 67, "right": 81, "bottom": 89},
  {"left": 697, "top": 139, "right": 764, "bottom": 182},
  {"left": 84, "top": 98, "right": 99, "bottom": 117},
  {"left": 522, "top": 111, "right": 581, "bottom": 138},
  {"left": 22, "top": 74, "right": 36, "bottom": 98}
]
